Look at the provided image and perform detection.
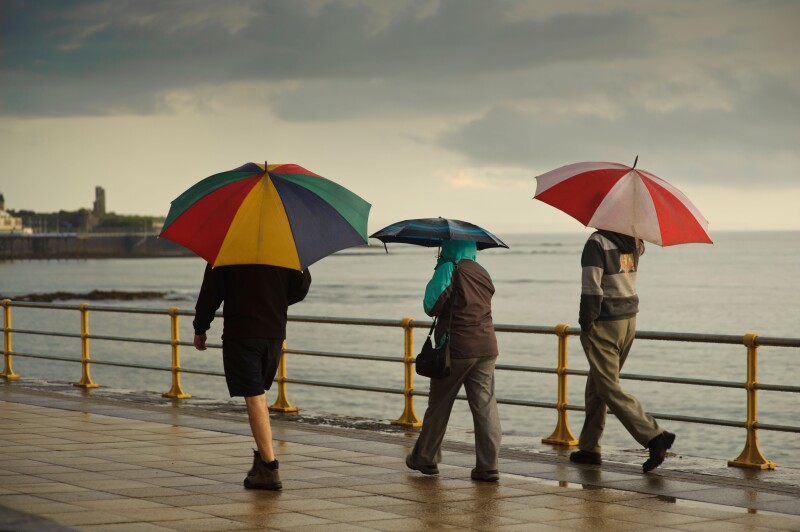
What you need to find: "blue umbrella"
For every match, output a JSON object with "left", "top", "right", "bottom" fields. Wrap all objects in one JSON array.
[{"left": 370, "top": 217, "right": 509, "bottom": 250}]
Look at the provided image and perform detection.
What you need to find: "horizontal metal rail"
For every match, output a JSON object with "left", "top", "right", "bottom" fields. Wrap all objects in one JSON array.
[
  {"left": 285, "top": 378, "right": 402, "bottom": 396},
  {"left": 286, "top": 349, "right": 403, "bottom": 364},
  {"left": 9, "top": 350, "right": 170, "bottom": 373},
  {"left": 6, "top": 301, "right": 170, "bottom": 315},
  {"left": 565, "top": 368, "right": 745, "bottom": 390}
]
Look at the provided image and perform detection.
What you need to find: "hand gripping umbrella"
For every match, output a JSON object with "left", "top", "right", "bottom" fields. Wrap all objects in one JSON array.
[
  {"left": 534, "top": 157, "right": 712, "bottom": 246},
  {"left": 160, "top": 162, "right": 371, "bottom": 269},
  {"left": 370, "top": 217, "right": 509, "bottom": 250}
]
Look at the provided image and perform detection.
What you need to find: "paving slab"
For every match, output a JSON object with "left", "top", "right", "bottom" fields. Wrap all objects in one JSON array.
[{"left": 2, "top": 381, "right": 800, "bottom": 531}]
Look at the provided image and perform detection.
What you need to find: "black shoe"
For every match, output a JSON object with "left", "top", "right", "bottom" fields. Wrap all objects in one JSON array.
[
  {"left": 471, "top": 469, "right": 500, "bottom": 482},
  {"left": 406, "top": 455, "right": 439, "bottom": 475},
  {"left": 643, "top": 431, "right": 676, "bottom": 473},
  {"left": 569, "top": 450, "right": 602, "bottom": 465},
  {"left": 244, "top": 458, "right": 282, "bottom": 490}
]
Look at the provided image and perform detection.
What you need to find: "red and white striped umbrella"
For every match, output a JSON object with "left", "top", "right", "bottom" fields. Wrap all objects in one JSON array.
[{"left": 534, "top": 159, "right": 712, "bottom": 246}]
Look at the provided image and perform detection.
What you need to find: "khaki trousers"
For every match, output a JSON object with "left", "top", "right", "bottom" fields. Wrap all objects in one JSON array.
[
  {"left": 410, "top": 356, "right": 501, "bottom": 472},
  {"left": 578, "top": 317, "right": 662, "bottom": 452}
]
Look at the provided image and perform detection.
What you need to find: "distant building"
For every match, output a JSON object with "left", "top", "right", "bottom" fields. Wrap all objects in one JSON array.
[
  {"left": 93, "top": 186, "right": 106, "bottom": 216},
  {"left": 0, "top": 193, "right": 32, "bottom": 234}
]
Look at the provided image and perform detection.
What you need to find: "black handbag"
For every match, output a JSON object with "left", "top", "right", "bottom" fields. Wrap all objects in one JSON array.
[{"left": 415, "top": 266, "right": 458, "bottom": 379}]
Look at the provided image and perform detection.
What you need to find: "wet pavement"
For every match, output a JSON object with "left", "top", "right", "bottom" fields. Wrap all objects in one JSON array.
[{"left": 2, "top": 381, "right": 800, "bottom": 531}]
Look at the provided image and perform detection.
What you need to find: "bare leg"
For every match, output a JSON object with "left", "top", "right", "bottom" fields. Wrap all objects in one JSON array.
[{"left": 244, "top": 394, "right": 275, "bottom": 462}]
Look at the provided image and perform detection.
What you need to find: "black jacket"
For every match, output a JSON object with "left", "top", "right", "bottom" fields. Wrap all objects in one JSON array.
[{"left": 193, "top": 264, "right": 311, "bottom": 340}]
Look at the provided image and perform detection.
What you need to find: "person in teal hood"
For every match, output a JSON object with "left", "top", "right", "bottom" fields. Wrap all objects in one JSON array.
[{"left": 406, "top": 239, "right": 502, "bottom": 482}]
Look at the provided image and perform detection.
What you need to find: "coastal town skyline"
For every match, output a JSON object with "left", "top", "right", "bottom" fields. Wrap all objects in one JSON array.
[{"left": 1, "top": 1, "right": 798, "bottom": 235}]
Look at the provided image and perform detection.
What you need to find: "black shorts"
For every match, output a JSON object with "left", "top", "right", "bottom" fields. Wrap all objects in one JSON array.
[{"left": 222, "top": 338, "right": 283, "bottom": 397}]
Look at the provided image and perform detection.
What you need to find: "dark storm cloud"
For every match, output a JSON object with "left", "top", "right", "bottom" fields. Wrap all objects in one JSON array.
[
  {"left": 2, "top": 0, "right": 797, "bottom": 190},
  {"left": 0, "top": 0, "right": 649, "bottom": 117},
  {"left": 438, "top": 88, "right": 800, "bottom": 187}
]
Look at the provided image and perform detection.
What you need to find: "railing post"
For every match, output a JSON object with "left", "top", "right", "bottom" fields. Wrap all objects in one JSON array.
[
  {"left": 270, "top": 340, "right": 299, "bottom": 413},
  {"left": 162, "top": 307, "right": 190, "bottom": 399},
  {"left": 1, "top": 299, "right": 19, "bottom": 380},
  {"left": 73, "top": 303, "right": 99, "bottom": 389},
  {"left": 542, "top": 323, "right": 578, "bottom": 446},
  {"left": 392, "top": 318, "right": 422, "bottom": 428},
  {"left": 729, "top": 333, "right": 776, "bottom": 469}
]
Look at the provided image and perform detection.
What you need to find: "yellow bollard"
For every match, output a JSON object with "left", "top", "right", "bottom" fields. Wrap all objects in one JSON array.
[
  {"left": 392, "top": 318, "right": 422, "bottom": 428},
  {"left": 73, "top": 303, "right": 99, "bottom": 389},
  {"left": 729, "top": 333, "right": 776, "bottom": 469},
  {"left": 162, "top": 307, "right": 190, "bottom": 399},
  {"left": 270, "top": 340, "right": 298, "bottom": 413},
  {"left": 542, "top": 323, "right": 578, "bottom": 446},
  {"left": 1, "top": 299, "right": 20, "bottom": 380}
]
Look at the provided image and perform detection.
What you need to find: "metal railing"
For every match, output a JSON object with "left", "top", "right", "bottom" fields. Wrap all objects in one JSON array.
[{"left": 2, "top": 298, "right": 799, "bottom": 470}]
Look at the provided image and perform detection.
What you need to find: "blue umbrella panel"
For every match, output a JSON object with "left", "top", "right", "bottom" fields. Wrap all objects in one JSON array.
[{"left": 370, "top": 217, "right": 508, "bottom": 250}]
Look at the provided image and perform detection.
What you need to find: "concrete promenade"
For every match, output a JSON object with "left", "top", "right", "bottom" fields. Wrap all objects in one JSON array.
[{"left": 2, "top": 383, "right": 800, "bottom": 531}]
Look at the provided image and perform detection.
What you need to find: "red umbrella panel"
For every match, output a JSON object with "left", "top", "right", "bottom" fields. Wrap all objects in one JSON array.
[
  {"left": 160, "top": 162, "right": 371, "bottom": 269},
  {"left": 534, "top": 161, "right": 712, "bottom": 246}
]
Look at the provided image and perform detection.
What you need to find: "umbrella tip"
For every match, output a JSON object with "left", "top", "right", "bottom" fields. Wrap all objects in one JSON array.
[{"left": 632, "top": 155, "right": 638, "bottom": 169}]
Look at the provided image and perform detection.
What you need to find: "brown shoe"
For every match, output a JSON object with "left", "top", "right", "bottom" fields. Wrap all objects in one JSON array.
[
  {"left": 247, "top": 449, "right": 261, "bottom": 477},
  {"left": 244, "top": 458, "right": 282, "bottom": 490},
  {"left": 406, "top": 455, "right": 438, "bottom": 475},
  {"left": 471, "top": 469, "right": 500, "bottom": 482}
]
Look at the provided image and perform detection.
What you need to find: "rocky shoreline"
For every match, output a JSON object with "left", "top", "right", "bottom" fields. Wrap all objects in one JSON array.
[{"left": 0, "top": 290, "right": 176, "bottom": 303}]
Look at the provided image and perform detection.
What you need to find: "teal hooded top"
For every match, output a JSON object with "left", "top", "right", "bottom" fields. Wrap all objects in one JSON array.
[{"left": 423, "top": 239, "right": 477, "bottom": 314}]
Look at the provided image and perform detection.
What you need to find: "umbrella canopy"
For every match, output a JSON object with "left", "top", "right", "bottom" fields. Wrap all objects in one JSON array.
[
  {"left": 160, "top": 162, "right": 371, "bottom": 270},
  {"left": 534, "top": 160, "right": 712, "bottom": 246},
  {"left": 370, "top": 217, "right": 508, "bottom": 250}
]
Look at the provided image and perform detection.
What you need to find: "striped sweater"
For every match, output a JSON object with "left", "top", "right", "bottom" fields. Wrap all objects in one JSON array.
[{"left": 579, "top": 231, "right": 642, "bottom": 330}]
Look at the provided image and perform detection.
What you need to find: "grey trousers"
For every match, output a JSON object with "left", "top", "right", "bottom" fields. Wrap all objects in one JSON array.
[
  {"left": 578, "top": 317, "right": 662, "bottom": 452},
  {"left": 410, "top": 356, "right": 501, "bottom": 472}
]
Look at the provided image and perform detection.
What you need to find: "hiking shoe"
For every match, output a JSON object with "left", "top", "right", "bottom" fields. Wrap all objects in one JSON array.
[
  {"left": 569, "top": 450, "right": 602, "bottom": 465},
  {"left": 405, "top": 455, "right": 439, "bottom": 475},
  {"left": 471, "top": 468, "right": 500, "bottom": 482},
  {"left": 643, "top": 431, "right": 676, "bottom": 473},
  {"left": 247, "top": 449, "right": 261, "bottom": 477},
  {"left": 244, "top": 458, "right": 282, "bottom": 490}
]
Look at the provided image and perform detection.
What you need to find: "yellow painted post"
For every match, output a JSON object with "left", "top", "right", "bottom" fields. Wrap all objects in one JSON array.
[
  {"left": 269, "top": 340, "right": 298, "bottom": 413},
  {"left": 542, "top": 323, "right": 578, "bottom": 446},
  {"left": 73, "top": 303, "right": 99, "bottom": 389},
  {"left": 392, "top": 318, "right": 422, "bottom": 428},
  {"left": 1, "top": 299, "right": 20, "bottom": 380},
  {"left": 162, "top": 307, "right": 190, "bottom": 399},
  {"left": 729, "top": 333, "right": 776, "bottom": 470}
]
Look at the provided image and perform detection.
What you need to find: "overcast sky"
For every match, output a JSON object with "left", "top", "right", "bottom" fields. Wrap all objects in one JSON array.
[{"left": 1, "top": 0, "right": 798, "bottom": 235}]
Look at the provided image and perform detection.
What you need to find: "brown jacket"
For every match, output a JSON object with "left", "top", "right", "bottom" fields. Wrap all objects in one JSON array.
[{"left": 427, "top": 256, "right": 498, "bottom": 359}]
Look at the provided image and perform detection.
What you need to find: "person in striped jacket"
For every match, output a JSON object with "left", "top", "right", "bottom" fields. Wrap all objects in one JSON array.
[{"left": 569, "top": 230, "right": 676, "bottom": 473}]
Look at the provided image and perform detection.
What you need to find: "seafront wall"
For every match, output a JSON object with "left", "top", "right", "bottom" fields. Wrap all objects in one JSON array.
[{"left": 0, "top": 233, "right": 193, "bottom": 260}]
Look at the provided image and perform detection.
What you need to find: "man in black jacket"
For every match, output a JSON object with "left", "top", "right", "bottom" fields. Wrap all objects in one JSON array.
[
  {"left": 193, "top": 264, "right": 311, "bottom": 490},
  {"left": 570, "top": 230, "right": 675, "bottom": 473}
]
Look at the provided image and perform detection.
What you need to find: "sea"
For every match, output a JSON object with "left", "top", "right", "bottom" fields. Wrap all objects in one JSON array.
[{"left": 1, "top": 231, "right": 798, "bottom": 467}]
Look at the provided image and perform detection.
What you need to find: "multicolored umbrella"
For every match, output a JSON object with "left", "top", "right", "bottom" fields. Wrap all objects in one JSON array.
[
  {"left": 160, "top": 162, "right": 371, "bottom": 270},
  {"left": 370, "top": 217, "right": 508, "bottom": 250},
  {"left": 534, "top": 158, "right": 712, "bottom": 246}
]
